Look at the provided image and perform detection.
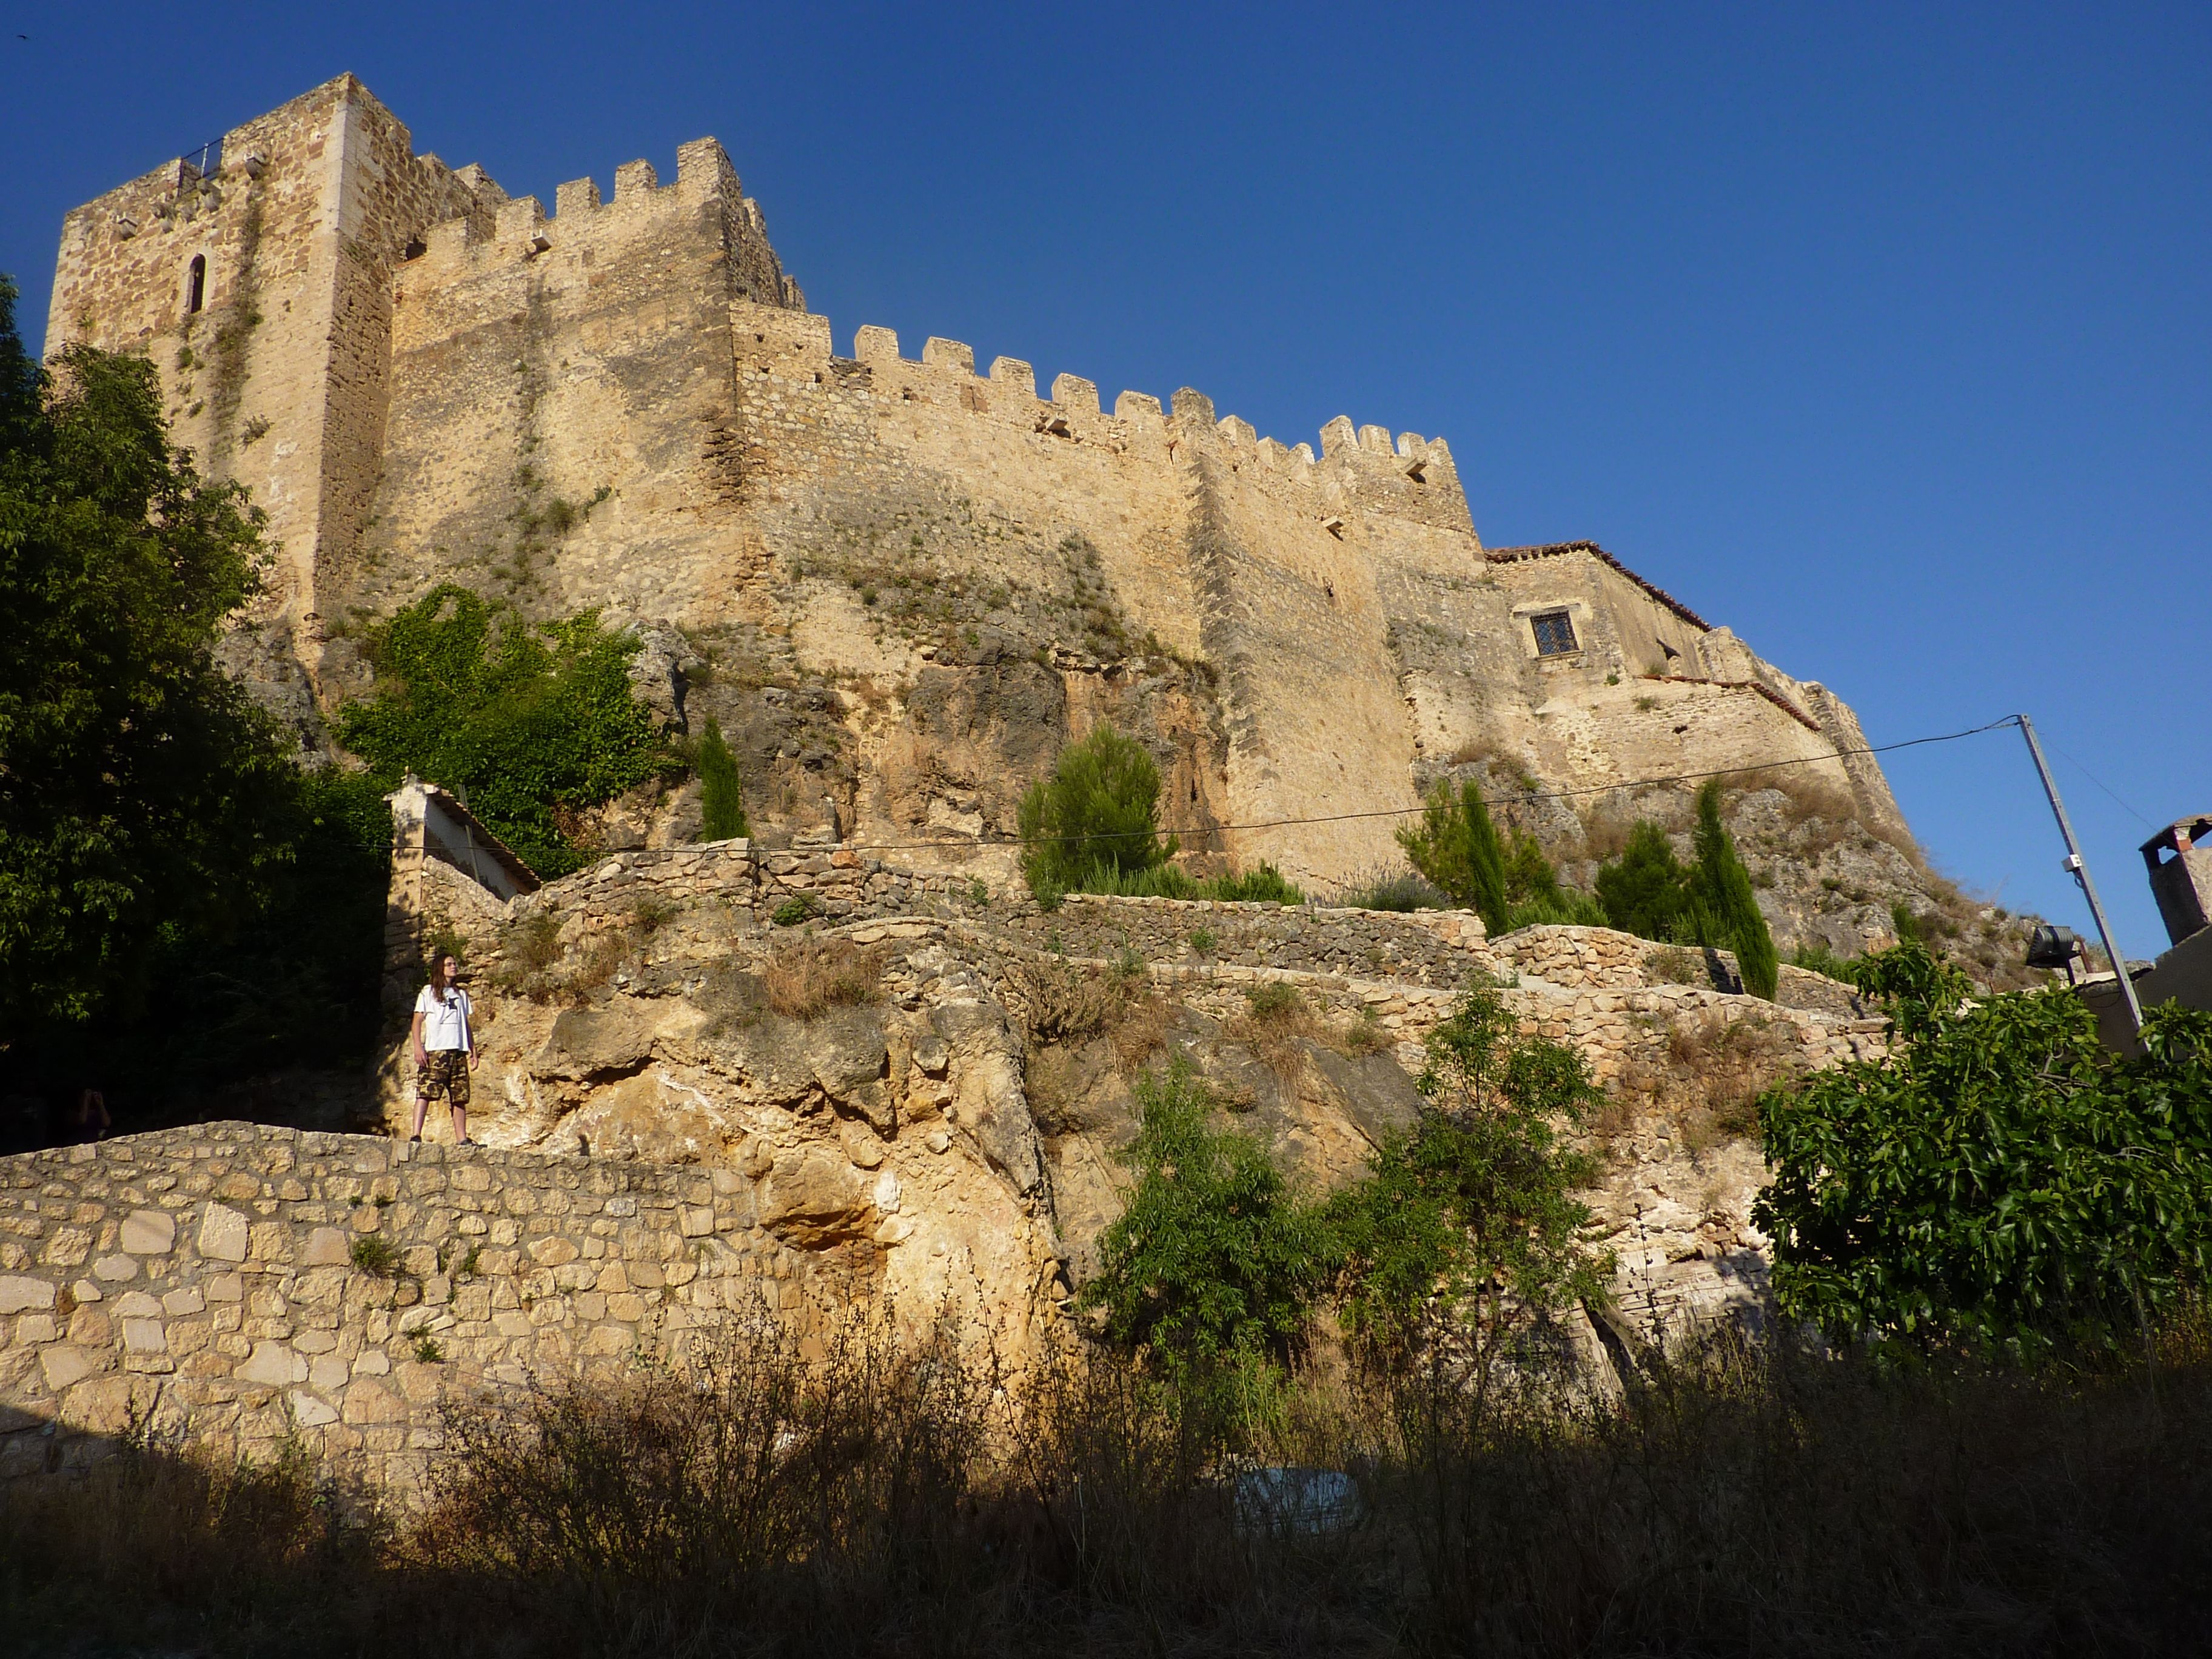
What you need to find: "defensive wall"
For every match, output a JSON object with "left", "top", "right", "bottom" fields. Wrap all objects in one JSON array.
[{"left": 50, "top": 74, "right": 1908, "bottom": 893}]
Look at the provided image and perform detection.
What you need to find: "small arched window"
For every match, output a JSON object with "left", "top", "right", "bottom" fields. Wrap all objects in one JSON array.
[{"left": 184, "top": 255, "right": 206, "bottom": 315}]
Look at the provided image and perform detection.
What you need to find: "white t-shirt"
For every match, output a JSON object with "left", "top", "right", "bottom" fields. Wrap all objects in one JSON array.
[{"left": 415, "top": 984, "right": 472, "bottom": 1052}]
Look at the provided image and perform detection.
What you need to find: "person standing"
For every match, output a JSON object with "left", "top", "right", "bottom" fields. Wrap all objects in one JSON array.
[{"left": 409, "top": 953, "right": 478, "bottom": 1145}]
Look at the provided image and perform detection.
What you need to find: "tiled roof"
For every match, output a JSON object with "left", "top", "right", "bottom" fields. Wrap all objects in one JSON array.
[{"left": 1483, "top": 540, "right": 1712, "bottom": 632}]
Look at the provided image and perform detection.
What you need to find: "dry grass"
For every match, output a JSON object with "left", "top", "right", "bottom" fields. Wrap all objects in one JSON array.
[
  {"left": 1641, "top": 944, "right": 1709, "bottom": 987},
  {"left": 762, "top": 935, "right": 885, "bottom": 1019},
  {"left": 8, "top": 1310, "right": 2212, "bottom": 1657},
  {"left": 1615, "top": 1008, "right": 1803, "bottom": 1158},
  {"left": 1726, "top": 763, "right": 1858, "bottom": 829},
  {"left": 1228, "top": 983, "right": 1389, "bottom": 1081},
  {"left": 1003, "top": 956, "right": 1168, "bottom": 1067}
]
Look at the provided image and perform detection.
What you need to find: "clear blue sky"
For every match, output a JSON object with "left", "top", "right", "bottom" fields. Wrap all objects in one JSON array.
[{"left": 5, "top": 3, "right": 2207, "bottom": 957}]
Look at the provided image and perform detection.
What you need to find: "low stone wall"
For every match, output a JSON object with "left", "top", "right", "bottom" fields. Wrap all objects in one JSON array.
[
  {"left": 0, "top": 1124, "right": 863, "bottom": 1496},
  {"left": 1141, "top": 959, "right": 1883, "bottom": 1085},
  {"left": 1492, "top": 925, "right": 1658, "bottom": 990},
  {"left": 1005, "top": 894, "right": 1495, "bottom": 987}
]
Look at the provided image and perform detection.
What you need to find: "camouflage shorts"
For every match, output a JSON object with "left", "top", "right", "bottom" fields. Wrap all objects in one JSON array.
[{"left": 417, "top": 1048, "right": 471, "bottom": 1106}]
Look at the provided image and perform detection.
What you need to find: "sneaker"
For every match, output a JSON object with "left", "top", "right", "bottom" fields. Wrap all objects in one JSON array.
[{"left": 408, "top": 1134, "right": 421, "bottom": 1144}]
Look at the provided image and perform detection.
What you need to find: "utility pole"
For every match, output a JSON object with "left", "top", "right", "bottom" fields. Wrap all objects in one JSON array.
[{"left": 2017, "top": 714, "right": 2142, "bottom": 1034}]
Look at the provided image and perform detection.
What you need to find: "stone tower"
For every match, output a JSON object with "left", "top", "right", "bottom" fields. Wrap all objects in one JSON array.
[{"left": 45, "top": 75, "right": 798, "bottom": 747}]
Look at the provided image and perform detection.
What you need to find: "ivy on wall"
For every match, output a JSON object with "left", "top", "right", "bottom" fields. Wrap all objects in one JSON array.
[{"left": 338, "top": 585, "right": 664, "bottom": 878}]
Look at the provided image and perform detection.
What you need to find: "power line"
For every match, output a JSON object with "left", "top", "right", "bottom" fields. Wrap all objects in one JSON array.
[
  {"left": 2042, "top": 735, "right": 2156, "bottom": 831},
  {"left": 827, "top": 715, "right": 2023, "bottom": 856},
  {"left": 331, "top": 714, "right": 2020, "bottom": 860}
]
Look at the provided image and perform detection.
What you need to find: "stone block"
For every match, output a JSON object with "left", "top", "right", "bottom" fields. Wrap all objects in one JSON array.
[
  {"left": 119, "top": 1208, "right": 176, "bottom": 1255},
  {"left": 91, "top": 1254, "right": 138, "bottom": 1282},
  {"left": 163, "top": 1287, "right": 206, "bottom": 1316},
  {"left": 0, "top": 1275, "right": 54, "bottom": 1315},
  {"left": 14, "top": 1312, "right": 56, "bottom": 1345},
  {"left": 115, "top": 1291, "right": 162, "bottom": 1319},
  {"left": 341, "top": 1380, "right": 407, "bottom": 1425},
  {"left": 300, "top": 1227, "right": 351, "bottom": 1267},
  {"left": 121, "top": 1318, "right": 168, "bottom": 1354},
  {"left": 198, "top": 1204, "right": 250, "bottom": 1262},
  {"left": 288, "top": 1389, "right": 339, "bottom": 1428},
  {"left": 61, "top": 1374, "right": 136, "bottom": 1434},
  {"left": 39, "top": 1344, "right": 96, "bottom": 1391},
  {"left": 238, "top": 1341, "right": 309, "bottom": 1386}
]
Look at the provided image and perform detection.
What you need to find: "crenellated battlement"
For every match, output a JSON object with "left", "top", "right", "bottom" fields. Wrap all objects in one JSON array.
[
  {"left": 397, "top": 136, "right": 798, "bottom": 312},
  {"left": 742, "top": 315, "right": 1464, "bottom": 527}
]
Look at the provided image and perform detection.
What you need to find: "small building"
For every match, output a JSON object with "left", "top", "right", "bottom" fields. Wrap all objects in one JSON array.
[
  {"left": 381, "top": 776, "right": 537, "bottom": 1014},
  {"left": 2143, "top": 817, "right": 2212, "bottom": 951},
  {"left": 388, "top": 775, "right": 539, "bottom": 900},
  {"left": 2076, "top": 813, "right": 2212, "bottom": 1053}
]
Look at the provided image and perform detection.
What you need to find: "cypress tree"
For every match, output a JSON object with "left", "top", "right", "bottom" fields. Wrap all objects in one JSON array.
[
  {"left": 1694, "top": 780, "right": 1777, "bottom": 997},
  {"left": 696, "top": 716, "right": 749, "bottom": 842},
  {"left": 1397, "top": 779, "right": 1510, "bottom": 933}
]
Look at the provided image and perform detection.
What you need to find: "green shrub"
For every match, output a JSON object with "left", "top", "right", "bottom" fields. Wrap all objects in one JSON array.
[
  {"left": 770, "top": 894, "right": 817, "bottom": 927},
  {"left": 1188, "top": 927, "right": 1217, "bottom": 955},
  {"left": 1079, "top": 1061, "right": 1331, "bottom": 1380},
  {"left": 1327, "top": 982, "right": 1608, "bottom": 1374},
  {"left": 1757, "top": 943, "right": 2212, "bottom": 1355},
  {"left": 1595, "top": 820, "right": 1695, "bottom": 940},
  {"left": 695, "top": 716, "right": 748, "bottom": 842},
  {"left": 1338, "top": 870, "right": 1451, "bottom": 912},
  {"left": 1789, "top": 942, "right": 1865, "bottom": 986},
  {"left": 1206, "top": 863, "right": 1302, "bottom": 904},
  {"left": 337, "top": 585, "right": 663, "bottom": 879},
  {"left": 349, "top": 1234, "right": 400, "bottom": 1277},
  {"left": 1018, "top": 723, "right": 1177, "bottom": 900}
]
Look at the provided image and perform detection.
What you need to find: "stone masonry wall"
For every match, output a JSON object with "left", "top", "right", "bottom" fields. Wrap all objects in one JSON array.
[{"left": 0, "top": 1124, "right": 860, "bottom": 1499}]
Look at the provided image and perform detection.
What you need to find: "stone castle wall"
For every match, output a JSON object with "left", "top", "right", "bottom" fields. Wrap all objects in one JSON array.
[{"left": 52, "top": 74, "right": 1911, "bottom": 893}]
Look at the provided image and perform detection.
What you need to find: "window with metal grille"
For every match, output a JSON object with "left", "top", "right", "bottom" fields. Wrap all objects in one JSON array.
[{"left": 1531, "top": 609, "right": 1578, "bottom": 656}]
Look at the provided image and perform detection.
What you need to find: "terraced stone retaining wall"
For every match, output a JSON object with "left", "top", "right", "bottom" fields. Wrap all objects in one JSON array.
[{"left": 0, "top": 1124, "right": 856, "bottom": 1497}]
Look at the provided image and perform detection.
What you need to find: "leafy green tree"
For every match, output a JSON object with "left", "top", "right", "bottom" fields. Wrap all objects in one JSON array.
[
  {"left": 1017, "top": 722, "right": 1178, "bottom": 901},
  {"left": 1755, "top": 942, "right": 2212, "bottom": 1354},
  {"left": 695, "top": 716, "right": 749, "bottom": 842},
  {"left": 1079, "top": 1059, "right": 1331, "bottom": 1378},
  {"left": 1693, "top": 780, "right": 1777, "bottom": 997},
  {"left": 1396, "top": 779, "right": 1509, "bottom": 931},
  {"left": 0, "top": 284, "right": 300, "bottom": 1033},
  {"left": 337, "top": 585, "right": 662, "bottom": 878},
  {"left": 1328, "top": 982, "right": 1610, "bottom": 1391},
  {"left": 1595, "top": 820, "right": 1696, "bottom": 940}
]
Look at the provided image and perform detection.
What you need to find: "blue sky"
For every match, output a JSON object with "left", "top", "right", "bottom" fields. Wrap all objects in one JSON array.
[{"left": 5, "top": 3, "right": 2206, "bottom": 957}]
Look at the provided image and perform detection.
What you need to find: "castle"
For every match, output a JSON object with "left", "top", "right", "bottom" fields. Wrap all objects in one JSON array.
[
  {"left": 12, "top": 78, "right": 2046, "bottom": 1495},
  {"left": 48, "top": 73, "right": 1906, "bottom": 893}
]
